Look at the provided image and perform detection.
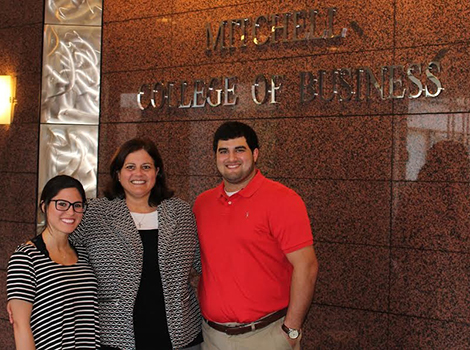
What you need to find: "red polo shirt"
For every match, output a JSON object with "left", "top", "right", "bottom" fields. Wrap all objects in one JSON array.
[{"left": 193, "top": 171, "right": 313, "bottom": 323}]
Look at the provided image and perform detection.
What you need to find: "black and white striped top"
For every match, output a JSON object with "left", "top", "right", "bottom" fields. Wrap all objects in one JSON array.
[{"left": 7, "top": 242, "right": 100, "bottom": 350}]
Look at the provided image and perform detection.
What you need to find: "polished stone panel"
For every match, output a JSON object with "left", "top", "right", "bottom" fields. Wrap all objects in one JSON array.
[
  {"left": 314, "top": 242, "right": 389, "bottom": 311},
  {"left": 281, "top": 178, "right": 391, "bottom": 245},
  {"left": 393, "top": 44, "right": 470, "bottom": 115},
  {"left": 104, "top": 0, "right": 173, "bottom": 23},
  {"left": 393, "top": 114, "right": 470, "bottom": 181},
  {"left": 167, "top": 175, "right": 221, "bottom": 204},
  {"left": 0, "top": 173, "right": 36, "bottom": 222},
  {"left": 102, "top": 17, "right": 173, "bottom": 73},
  {"left": 0, "top": 270, "right": 7, "bottom": 318},
  {"left": 0, "top": 25, "right": 43, "bottom": 74},
  {"left": 303, "top": 305, "right": 389, "bottom": 349},
  {"left": 0, "top": 123, "right": 38, "bottom": 173},
  {"left": 389, "top": 315, "right": 470, "bottom": 349},
  {"left": 99, "top": 117, "right": 392, "bottom": 181},
  {"left": 264, "top": 117, "right": 392, "bottom": 180},
  {"left": 0, "top": 318, "right": 14, "bottom": 350},
  {"left": 392, "top": 182, "right": 470, "bottom": 252},
  {"left": 174, "top": 0, "right": 257, "bottom": 13},
  {"left": 0, "top": 0, "right": 42, "bottom": 28},
  {"left": 0, "top": 270, "right": 15, "bottom": 350},
  {"left": 396, "top": 0, "right": 470, "bottom": 47},
  {"left": 13, "top": 73, "right": 41, "bottom": 124},
  {"left": 0, "top": 221, "right": 35, "bottom": 269},
  {"left": 390, "top": 248, "right": 470, "bottom": 322}
]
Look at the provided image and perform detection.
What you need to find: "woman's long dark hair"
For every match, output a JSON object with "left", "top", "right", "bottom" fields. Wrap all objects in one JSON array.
[{"left": 104, "top": 138, "right": 174, "bottom": 206}]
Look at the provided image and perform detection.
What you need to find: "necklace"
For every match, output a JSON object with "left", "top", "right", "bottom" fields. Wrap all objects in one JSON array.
[
  {"left": 134, "top": 213, "right": 146, "bottom": 228},
  {"left": 131, "top": 210, "right": 158, "bottom": 230},
  {"left": 133, "top": 213, "right": 146, "bottom": 229}
]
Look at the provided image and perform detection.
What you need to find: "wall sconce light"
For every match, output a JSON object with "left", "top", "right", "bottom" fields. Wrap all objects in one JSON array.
[{"left": 0, "top": 75, "right": 16, "bottom": 124}]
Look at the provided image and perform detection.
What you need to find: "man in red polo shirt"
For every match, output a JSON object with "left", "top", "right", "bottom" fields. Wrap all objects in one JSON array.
[{"left": 193, "top": 121, "right": 319, "bottom": 350}]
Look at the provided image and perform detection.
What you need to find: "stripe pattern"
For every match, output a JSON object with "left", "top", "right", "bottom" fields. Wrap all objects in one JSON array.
[
  {"left": 71, "top": 196, "right": 202, "bottom": 349},
  {"left": 7, "top": 244, "right": 100, "bottom": 350}
]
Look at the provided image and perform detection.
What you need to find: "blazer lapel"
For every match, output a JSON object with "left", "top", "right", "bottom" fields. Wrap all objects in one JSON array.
[{"left": 109, "top": 198, "right": 144, "bottom": 271}]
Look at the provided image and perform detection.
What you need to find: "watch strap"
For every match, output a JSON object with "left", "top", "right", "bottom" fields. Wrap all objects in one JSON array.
[{"left": 281, "top": 323, "right": 300, "bottom": 339}]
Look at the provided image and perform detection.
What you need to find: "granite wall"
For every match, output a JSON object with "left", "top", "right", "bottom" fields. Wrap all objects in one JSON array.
[
  {"left": 0, "top": 0, "right": 43, "bottom": 347},
  {"left": 1, "top": 0, "right": 470, "bottom": 348}
]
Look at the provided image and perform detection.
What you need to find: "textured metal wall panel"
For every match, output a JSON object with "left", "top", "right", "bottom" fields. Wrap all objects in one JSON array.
[
  {"left": 45, "top": 0, "right": 102, "bottom": 25},
  {"left": 37, "top": 0, "right": 101, "bottom": 231},
  {"left": 41, "top": 24, "right": 101, "bottom": 125},
  {"left": 38, "top": 124, "right": 98, "bottom": 200}
]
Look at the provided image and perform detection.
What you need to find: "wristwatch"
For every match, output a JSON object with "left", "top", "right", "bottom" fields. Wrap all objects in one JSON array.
[{"left": 281, "top": 323, "right": 301, "bottom": 340}]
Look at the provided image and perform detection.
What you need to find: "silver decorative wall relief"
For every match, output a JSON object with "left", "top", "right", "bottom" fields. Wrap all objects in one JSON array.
[
  {"left": 45, "top": 0, "right": 102, "bottom": 25},
  {"left": 38, "top": 0, "right": 102, "bottom": 227},
  {"left": 41, "top": 25, "right": 101, "bottom": 125},
  {"left": 39, "top": 125, "right": 98, "bottom": 197}
]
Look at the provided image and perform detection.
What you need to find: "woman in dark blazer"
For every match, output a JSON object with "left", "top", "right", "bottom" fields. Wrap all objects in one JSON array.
[{"left": 72, "top": 138, "right": 202, "bottom": 350}]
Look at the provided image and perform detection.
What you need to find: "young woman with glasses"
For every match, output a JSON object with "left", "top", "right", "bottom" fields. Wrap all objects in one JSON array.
[{"left": 6, "top": 175, "right": 100, "bottom": 350}]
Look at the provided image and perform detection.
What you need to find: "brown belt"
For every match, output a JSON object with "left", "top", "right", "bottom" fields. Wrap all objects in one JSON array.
[{"left": 206, "top": 308, "right": 287, "bottom": 335}]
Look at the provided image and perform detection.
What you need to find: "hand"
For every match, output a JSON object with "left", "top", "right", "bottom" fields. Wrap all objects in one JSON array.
[{"left": 6, "top": 301, "right": 13, "bottom": 324}]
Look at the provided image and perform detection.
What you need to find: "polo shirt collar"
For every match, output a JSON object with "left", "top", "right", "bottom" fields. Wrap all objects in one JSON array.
[{"left": 217, "top": 170, "right": 265, "bottom": 199}]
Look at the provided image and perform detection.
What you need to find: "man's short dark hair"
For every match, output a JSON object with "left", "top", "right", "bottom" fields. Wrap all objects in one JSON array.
[{"left": 213, "top": 121, "right": 259, "bottom": 153}]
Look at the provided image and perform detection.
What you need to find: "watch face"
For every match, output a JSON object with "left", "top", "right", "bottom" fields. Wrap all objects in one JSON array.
[{"left": 289, "top": 329, "right": 300, "bottom": 339}]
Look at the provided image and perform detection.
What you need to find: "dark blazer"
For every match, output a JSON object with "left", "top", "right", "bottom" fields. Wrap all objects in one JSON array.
[{"left": 72, "top": 197, "right": 201, "bottom": 350}]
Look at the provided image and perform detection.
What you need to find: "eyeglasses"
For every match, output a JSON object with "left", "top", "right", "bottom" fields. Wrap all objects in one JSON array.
[{"left": 50, "top": 199, "right": 87, "bottom": 213}]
